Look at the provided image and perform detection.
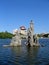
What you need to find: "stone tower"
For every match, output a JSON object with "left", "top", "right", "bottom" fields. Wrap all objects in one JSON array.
[
  {"left": 10, "top": 30, "right": 21, "bottom": 46},
  {"left": 27, "top": 20, "right": 40, "bottom": 47},
  {"left": 29, "top": 20, "right": 34, "bottom": 46},
  {"left": 27, "top": 20, "right": 34, "bottom": 46}
]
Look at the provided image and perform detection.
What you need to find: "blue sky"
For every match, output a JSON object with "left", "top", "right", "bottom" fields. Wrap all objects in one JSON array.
[{"left": 0, "top": 0, "right": 49, "bottom": 34}]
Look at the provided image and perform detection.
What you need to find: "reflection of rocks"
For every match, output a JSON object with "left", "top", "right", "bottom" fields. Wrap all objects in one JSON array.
[
  {"left": 10, "top": 46, "right": 39, "bottom": 65},
  {"left": 32, "top": 47, "right": 39, "bottom": 56},
  {"left": 25, "top": 47, "right": 39, "bottom": 65},
  {"left": 41, "top": 44, "right": 45, "bottom": 47},
  {"left": 11, "top": 47, "right": 22, "bottom": 55}
]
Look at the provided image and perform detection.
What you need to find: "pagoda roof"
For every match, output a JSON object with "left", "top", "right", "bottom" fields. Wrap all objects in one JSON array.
[{"left": 20, "top": 26, "right": 26, "bottom": 30}]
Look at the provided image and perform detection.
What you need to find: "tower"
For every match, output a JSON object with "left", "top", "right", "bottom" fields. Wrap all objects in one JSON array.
[
  {"left": 30, "top": 20, "right": 34, "bottom": 46},
  {"left": 27, "top": 20, "right": 34, "bottom": 46},
  {"left": 27, "top": 20, "right": 40, "bottom": 47},
  {"left": 30, "top": 20, "right": 34, "bottom": 34},
  {"left": 10, "top": 30, "right": 21, "bottom": 46}
]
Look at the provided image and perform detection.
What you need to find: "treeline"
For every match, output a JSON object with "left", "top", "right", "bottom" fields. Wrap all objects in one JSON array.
[
  {"left": 0, "top": 31, "right": 14, "bottom": 39},
  {"left": 37, "top": 33, "right": 49, "bottom": 38},
  {"left": 43, "top": 33, "right": 49, "bottom": 37}
]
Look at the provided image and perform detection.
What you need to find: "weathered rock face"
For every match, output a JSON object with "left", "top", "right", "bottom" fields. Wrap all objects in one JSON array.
[
  {"left": 27, "top": 20, "right": 40, "bottom": 47},
  {"left": 27, "top": 20, "right": 34, "bottom": 46},
  {"left": 10, "top": 31, "right": 21, "bottom": 46},
  {"left": 10, "top": 20, "right": 40, "bottom": 47}
]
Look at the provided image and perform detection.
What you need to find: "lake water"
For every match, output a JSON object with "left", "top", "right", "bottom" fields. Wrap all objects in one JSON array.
[{"left": 0, "top": 38, "right": 49, "bottom": 65}]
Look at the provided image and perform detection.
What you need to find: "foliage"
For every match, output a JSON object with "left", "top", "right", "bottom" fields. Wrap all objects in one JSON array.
[
  {"left": 43, "top": 33, "right": 49, "bottom": 37},
  {"left": 0, "top": 31, "right": 14, "bottom": 39},
  {"left": 37, "top": 33, "right": 49, "bottom": 38}
]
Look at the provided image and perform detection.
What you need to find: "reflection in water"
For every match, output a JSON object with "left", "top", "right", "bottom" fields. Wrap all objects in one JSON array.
[
  {"left": 9, "top": 47, "right": 23, "bottom": 65},
  {"left": 10, "top": 46, "right": 39, "bottom": 65},
  {"left": 0, "top": 39, "right": 49, "bottom": 65},
  {"left": 26, "top": 47, "right": 39, "bottom": 65}
]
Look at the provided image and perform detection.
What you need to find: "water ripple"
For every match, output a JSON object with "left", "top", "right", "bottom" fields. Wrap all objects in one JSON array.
[{"left": 0, "top": 39, "right": 49, "bottom": 65}]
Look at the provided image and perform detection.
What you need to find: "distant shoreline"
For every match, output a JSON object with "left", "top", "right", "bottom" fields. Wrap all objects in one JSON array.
[
  {"left": 39, "top": 37, "right": 49, "bottom": 39},
  {"left": 0, "top": 31, "right": 13, "bottom": 39}
]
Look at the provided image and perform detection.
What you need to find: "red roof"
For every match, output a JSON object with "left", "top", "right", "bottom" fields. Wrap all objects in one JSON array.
[{"left": 20, "top": 26, "right": 26, "bottom": 30}]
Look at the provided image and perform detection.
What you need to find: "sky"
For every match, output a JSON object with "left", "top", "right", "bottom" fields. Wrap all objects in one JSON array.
[{"left": 0, "top": 0, "right": 49, "bottom": 34}]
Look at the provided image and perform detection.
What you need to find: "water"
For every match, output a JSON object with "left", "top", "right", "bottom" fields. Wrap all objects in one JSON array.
[{"left": 0, "top": 39, "right": 49, "bottom": 65}]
